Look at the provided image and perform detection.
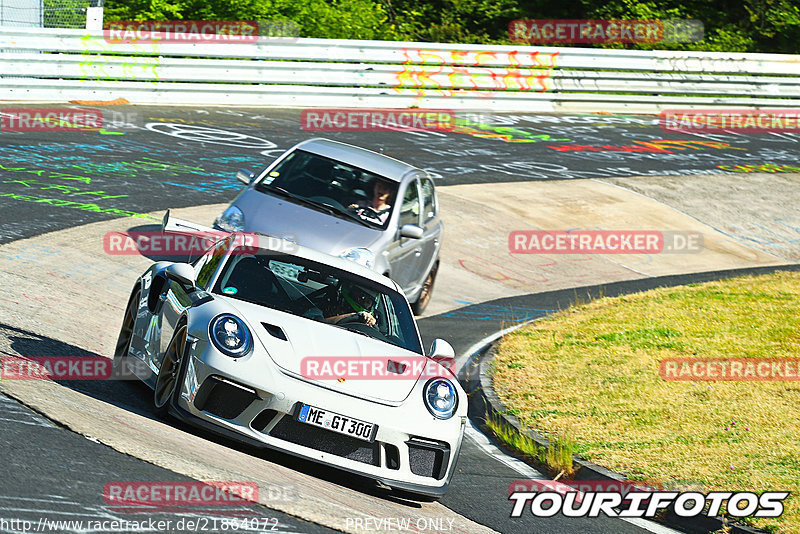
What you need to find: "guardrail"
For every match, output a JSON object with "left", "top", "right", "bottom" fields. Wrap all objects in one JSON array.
[{"left": 1, "top": 27, "right": 799, "bottom": 111}]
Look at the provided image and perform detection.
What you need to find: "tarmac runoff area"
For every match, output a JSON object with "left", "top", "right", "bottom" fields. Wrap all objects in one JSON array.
[
  {"left": 430, "top": 175, "right": 788, "bottom": 315},
  {"left": 0, "top": 174, "right": 794, "bottom": 533}
]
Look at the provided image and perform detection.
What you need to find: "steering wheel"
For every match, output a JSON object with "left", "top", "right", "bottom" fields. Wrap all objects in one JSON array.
[
  {"left": 335, "top": 313, "right": 367, "bottom": 325},
  {"left": 354, "top": 206, "right": 383, "bottom": 223},
  {"left": 336, "top": 313, "right": 377, "bottom": 328}
]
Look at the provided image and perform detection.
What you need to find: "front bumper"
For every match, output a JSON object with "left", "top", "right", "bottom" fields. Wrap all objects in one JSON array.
[{"left": 170, "top": 339, "right": 466, "bottom": 497}]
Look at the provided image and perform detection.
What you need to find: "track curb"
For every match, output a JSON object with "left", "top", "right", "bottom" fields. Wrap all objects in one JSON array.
[{"left": 471, "top": 264, "right": 800, "bottom": 534}]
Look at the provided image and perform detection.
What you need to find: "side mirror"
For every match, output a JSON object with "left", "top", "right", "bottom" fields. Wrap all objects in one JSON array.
[
  {"left": 429, "top": 338, "right": 455, "bottom": 358},
  {"left": 236, "top": 169, "right": 255, "bottom": 185},
  {"left": 428, "top": 339, "right": 456, "bottom": 374},
  {"left": 165, "top": 262, "right": 196, "bottom": 287},
  {"left": 400, "top": 224, "right": 424, "bottom": 239}
]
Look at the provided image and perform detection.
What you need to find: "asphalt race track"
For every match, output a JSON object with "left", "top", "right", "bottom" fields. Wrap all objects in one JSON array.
[
  {"left": 0, "top": 105, "right": 798, "bottom": 534},
  {"left": 3, "top": 106, "right": 799, "bottom": 244}
]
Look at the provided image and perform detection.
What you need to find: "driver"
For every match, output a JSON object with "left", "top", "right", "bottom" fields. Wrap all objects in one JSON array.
[
  {"left": 324, "top": 285, "right": 378, "bottom": 327},
  {"left": 348, "top": 180, "right": 393, "bottom": 224}
]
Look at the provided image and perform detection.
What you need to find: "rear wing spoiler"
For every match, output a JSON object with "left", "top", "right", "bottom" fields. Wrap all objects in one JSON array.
[{"left": 161, "top": 209, "right": 220, "bottom": 234}]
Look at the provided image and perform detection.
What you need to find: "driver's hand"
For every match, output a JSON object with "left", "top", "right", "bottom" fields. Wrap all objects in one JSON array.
[
  {"left": 348, "top": 203, "right": 359, "bottom": 210},
  {"left": 358, "top": 311, "right": 376, "bottom": 326}
]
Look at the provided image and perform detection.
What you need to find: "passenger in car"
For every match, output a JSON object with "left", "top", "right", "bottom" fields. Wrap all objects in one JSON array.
[
  {"left": 348, "top": 180, "right": 394, "bottom": 224},
  {"left": 323, "top": 285, "right": 378, "bottom": 326}
]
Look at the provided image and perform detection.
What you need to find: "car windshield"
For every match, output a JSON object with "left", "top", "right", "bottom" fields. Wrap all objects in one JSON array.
[
  {"left": 255, "top": 150, "right": 398, "bottom": 228},
  {"left": 213, "top": 250, "right": 422, "bottom": 353}
]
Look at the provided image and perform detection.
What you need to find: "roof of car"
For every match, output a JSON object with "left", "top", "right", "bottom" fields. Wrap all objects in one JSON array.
[
  {"left": 295, "top": 138, "right": 420, "bottom": 183},
  {"left": 248, "top": 233, "right": 402, "bottom": 292}
]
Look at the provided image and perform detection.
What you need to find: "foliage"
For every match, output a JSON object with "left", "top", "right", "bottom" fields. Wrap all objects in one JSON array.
[
  {"left": 493, "top": 271, "right": 800, "bottom": 534},
  {"left": 102, "top": 0, "right": 800, "bottom": 53},
  {"left": 103, "top": 0, "right": 401, "bottom": 40},
  {"left": 485, "top": 409, "right": 576, "bottom": 475}
]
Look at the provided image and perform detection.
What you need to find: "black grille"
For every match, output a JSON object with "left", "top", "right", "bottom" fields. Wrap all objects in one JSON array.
[
  {"left": 270, "top": 416, "right": 379, "bottom": 466},
  {"left": 251, "top": 409, "right": 279, "bottom": 432},
  {"left": 193, "top": 377, "right": 258, "bottom": 420},
  {"left": 407, "top": 438, "right": 450, "bottom": 480},
  {"left": 384, "top": 444, "right": 400, "bottom": 470}
]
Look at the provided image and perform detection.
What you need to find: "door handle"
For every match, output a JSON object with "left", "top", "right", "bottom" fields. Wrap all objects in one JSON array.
[{"left": 414, "top": 249, "right": 422, "bottom": 256}]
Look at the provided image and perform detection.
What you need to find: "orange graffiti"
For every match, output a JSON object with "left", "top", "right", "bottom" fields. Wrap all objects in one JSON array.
[{"left": 395, "top": 48, "right": 559, "bottom": 98}]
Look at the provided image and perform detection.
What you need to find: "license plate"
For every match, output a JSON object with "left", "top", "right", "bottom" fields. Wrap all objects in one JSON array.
[{"left": 297, "top": 404, "right": 376, "bottom": 442}]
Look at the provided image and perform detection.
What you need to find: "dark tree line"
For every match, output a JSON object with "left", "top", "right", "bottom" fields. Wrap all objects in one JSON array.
[{"left": 103, "top": 0, "right": 800, "bottom": 53}]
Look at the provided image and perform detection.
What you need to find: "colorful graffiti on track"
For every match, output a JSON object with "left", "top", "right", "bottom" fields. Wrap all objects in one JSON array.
[
  {"left": 718, "top": 163, "right": 800, "bottom": 173},
  {"left": 548, "top": 140, "right": 745, "bottom": 153}
]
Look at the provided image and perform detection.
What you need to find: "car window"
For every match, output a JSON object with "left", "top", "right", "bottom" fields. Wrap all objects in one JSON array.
[
  {"left": 191, "top": 240, "right": 217, "bottom": 271},
  {"left": 255, "top": 150, "right": 398, "bottom": 229},
  {"left": 191, "top": 246, "right": 212, "bottom": 269},
  {"left": 399, "top": 180, "right": 420, "bottom": 227},
  {"left": 420, "top": 176, "right": 436, "bottom": 224},
  {"left": 196, "top": 239, "right": 229, "bottom": 289},
  {"left": 213, "top": 250, "right": 422, "bottom": 353}
]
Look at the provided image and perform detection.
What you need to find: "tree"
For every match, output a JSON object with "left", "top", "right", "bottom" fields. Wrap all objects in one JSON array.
[{"left": 102, "top": 0, "right": 800, "bottom": 52}]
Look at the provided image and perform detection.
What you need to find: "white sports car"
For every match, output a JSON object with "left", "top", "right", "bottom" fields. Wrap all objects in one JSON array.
[{"left": 114, "top": 232, "right": 466, "bottom": 498}]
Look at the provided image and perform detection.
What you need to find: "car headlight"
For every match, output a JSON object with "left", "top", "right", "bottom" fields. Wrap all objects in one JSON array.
[
  {"left": 424, "top": 378, "right": 458, "bottom": 419},
  {"left": 209, "top": 314, "right": 252, "bottom": 358},
  {"left": 339, "top": 247, "right": 375, "bottom": 269},
  {"left": 215, "top": 206, "right": 245, "bottom": 232}
]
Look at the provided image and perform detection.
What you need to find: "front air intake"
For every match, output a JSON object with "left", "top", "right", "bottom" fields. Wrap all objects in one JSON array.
[
  {"left": 193, "top": 376, "right": 258, "bottom": 420},
  {"left": 407, "top": 437, "right": 450, "bottom": 480}
]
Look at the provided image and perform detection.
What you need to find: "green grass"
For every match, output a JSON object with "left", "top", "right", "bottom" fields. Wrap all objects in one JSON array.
[
  {"left": 485, "top": 409, "right": 576, "bottom": 476},
  {"left": 492, "top": 271, "right": 800, "bottom": 533}
]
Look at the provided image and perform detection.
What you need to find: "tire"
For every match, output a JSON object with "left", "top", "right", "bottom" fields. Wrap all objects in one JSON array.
[
  {"left": 411, "top": 262, "right": 438, "bottom": 316},
  {"left": 113, "top": 288, "right": 140, "bottom": 378},
  {"left": 153, "top": 324, "right": 188, "bottom": 417}
]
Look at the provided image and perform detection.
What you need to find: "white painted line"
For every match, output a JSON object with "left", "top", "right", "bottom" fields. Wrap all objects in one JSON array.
[
  {"left": 460, "top": 327, "right": 684, "bottom": 534},
  {"left": 0, "top": 495, "right": 82, "bottom": 505},
  {"left": 3, "top": 404, "right": 40, "bottom": 415},
  {"left": 0, "top": 416, "right": 55, "bottom": 427},
  {"left": 457, "top": 318, "right": 540, "bottom": 375},
  {"left": 0, "top": 507, "right": 114, "bottom": 517}
]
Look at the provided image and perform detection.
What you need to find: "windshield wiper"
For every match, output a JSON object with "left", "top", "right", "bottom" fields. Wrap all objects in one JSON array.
[
  {"left": 259, "top": 184, "right": 306, "bottom": 202},
  {"left": 315, "top": 202, "right": 373, "bottom": 228},
  {"left": 259, "top": 184, "right": 318, "bottom": 210},
  {"left": 260, "top": 185, "right": 371, "bottom": 227},
  {"left": 340, "top": 325, "right": 380, "bottom": 340}
]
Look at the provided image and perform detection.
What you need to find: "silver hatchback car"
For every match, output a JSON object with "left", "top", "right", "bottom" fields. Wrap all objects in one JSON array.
[{"left": 214, "top": 138, "right": 442, "bottom": 314}]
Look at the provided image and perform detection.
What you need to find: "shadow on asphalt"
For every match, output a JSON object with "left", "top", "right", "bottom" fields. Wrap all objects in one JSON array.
[{"left": 0, "top": 322, "right": 427, "bottom": 508}]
